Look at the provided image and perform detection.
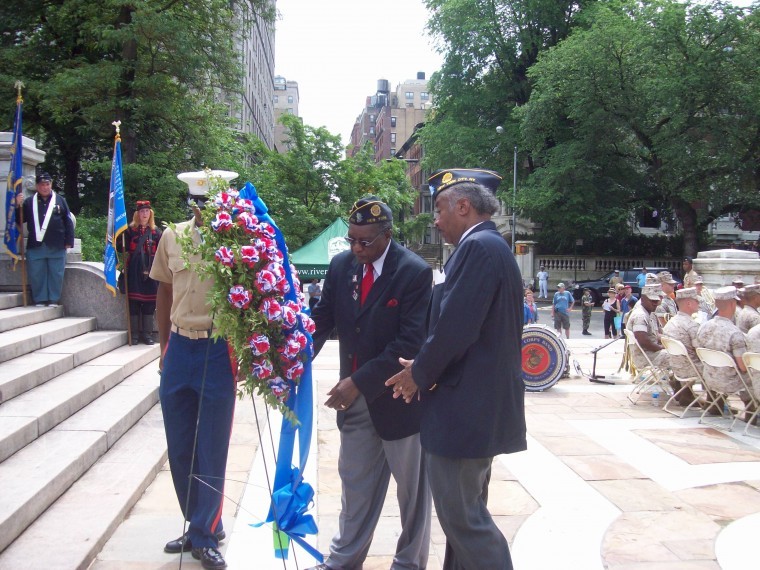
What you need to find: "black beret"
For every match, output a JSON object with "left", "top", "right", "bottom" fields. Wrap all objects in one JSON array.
[
  {"left": 348, "top": 196, "right": 393, "bottom": 225},
  {"left": 428, "top": 168, "right": 502, "bottom": 200},
  {"left": 36, "top": 172, "right": 52, "bottom": 183}
]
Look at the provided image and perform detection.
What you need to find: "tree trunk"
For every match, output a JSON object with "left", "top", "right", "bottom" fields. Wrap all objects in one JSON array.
[
  {"left": 117, "top": 5, "right": 137, "bottom": 164},
  {"left": 672, "top": 197, "right": 699, "bottom": 257}
]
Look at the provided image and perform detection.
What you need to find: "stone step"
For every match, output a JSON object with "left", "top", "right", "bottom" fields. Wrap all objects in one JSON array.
[
  {"left": 0, "top": 317, "right": 96, "bottom": 364},
  {"left": 0, "top": 293, "right": 23, "bottom": 311},
  {"left": 0, "top": 331, "right": 127, "bottom": 405},
  {"left": 0, "top": 406, "right": 166, "bottom": 570},
  {"left": 0, "top": 305, "right": 64, "bottom": 333},
  {"left": 0, "top": 344, "right": 159, "bottom": 463},
  {"left": 0, "top": 362, "right": 162, "bottom": 554}
]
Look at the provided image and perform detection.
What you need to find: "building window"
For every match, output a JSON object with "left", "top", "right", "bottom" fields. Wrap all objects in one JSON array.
[
  {"left": 391, "top": 116, "right": 397, "bottom": 127},
  {"left": 390, "top": 148, "right": 396, "bottom": 156},
  {"left": 405, "top": 92, "right": 414, "bottom": 100},
  {"left": 274, "top": 95, "right": 279, "bottom": 103},
  {"left": 390, "top": 133, "right": 396, "bottom": 143},
  {"left": 369, "top": 114, "right": 375, "bottom": 123},
  {"left": 287, "top": 95, "right": 294, "bottom": 104},
  {"left": 369, "top": 127, "right": 375, "bottom": 135},
  {"left": 420, "top": 92, "right": 429, "bottom": 100},
  {"left": 287, "top": 108, "right": 293, "bottom": 114}
]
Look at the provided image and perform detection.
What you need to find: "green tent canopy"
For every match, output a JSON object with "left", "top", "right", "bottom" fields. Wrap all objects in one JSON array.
[{"left": 290, "top": 218, "right": 350, "bottom": 280}]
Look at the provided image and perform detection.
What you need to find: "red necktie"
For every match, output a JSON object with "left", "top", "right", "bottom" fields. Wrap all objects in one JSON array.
[{"left": 360, "top": 263, "right": 375, "bottom": 305}]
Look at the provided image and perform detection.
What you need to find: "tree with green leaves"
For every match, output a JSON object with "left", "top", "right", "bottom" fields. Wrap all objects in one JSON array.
[
  {"left": 0, "top": 0, "right": 273, "bottom": 222},
  {"left": 419, "top": 0, "right": 590, "bottom": 176},
  {"left": 243, "top": 114, "right": 421, "bottom": 251},
  {"left": 520, "top": 0, "right": 760, "bottom": 256}
]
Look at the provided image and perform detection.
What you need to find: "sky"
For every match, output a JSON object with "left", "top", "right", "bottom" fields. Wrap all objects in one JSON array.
[
  {"left": 273, "top": 0, "right": 755, "bottom": 148},
  {"left": 274, "top": 0, "right": 442, "bottom": 147}
]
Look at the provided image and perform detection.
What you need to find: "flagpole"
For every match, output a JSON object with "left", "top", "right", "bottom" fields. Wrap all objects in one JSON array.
[{"left": 14, "top": 81, "right": 28, "bottom": 307}]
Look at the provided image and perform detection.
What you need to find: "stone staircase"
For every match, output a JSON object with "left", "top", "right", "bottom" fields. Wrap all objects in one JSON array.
[{"left": 0, "top": 292, "right": 167, "bottom": 569}]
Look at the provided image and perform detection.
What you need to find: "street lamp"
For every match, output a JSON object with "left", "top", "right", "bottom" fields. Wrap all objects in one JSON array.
[{"left": 496, "top": 126, "right": 517, "bottom": 253}]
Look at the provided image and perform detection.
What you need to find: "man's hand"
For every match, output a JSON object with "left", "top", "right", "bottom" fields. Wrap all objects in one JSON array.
[
  {"left": 385, "top": 358, "right": 418, "bottom": 404},
  {"left": 325, "top": 376, "right": 360, "bottom": 411}
]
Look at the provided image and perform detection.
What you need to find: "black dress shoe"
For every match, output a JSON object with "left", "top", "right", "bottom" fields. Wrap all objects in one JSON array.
[
  {"left": 304, "top": 564, "right": 330, "bottom": 570},
  {"left": 164, "top": 530, "right": 226, "bottom": 553},
  {"left": 192, "top": 547, "right": 227, "bottom": 569}
]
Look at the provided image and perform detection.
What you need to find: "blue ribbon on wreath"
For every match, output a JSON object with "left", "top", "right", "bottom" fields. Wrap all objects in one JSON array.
[{"left": 238, "top": 182, "right": 320, "bottom": 562}]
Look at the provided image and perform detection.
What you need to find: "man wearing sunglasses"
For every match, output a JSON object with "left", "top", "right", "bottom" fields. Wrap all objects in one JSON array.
[{"left": 308, "top": 196, "right": 432, "bottom": 570}]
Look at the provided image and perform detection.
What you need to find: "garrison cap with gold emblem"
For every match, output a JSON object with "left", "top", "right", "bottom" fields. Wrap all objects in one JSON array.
[
  {"left": 348, "top": 195, "right": 393, "bottom": 225},
  {"left": 427, "top": 168, "right": 502, "bottom": 200}
]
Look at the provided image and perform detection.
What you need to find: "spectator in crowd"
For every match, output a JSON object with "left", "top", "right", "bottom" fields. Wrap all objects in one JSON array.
[
  {"left": 663, "top": 287, "right": 702, "bottom": 405},
  {"left": 609, "top": 269, "right": 623, "bottom": 288},
  {"left": 552, "top": 282, "right": 574, "bottom": 339},
  {"left": 581, "top": 287, "right": 594, "bottom": 336},
  {"left": 636, "top": 268, "right": 648, "bottom": 289},
  {"left": 536, "top": 265, "right": 549, "bottom": 299},
  {"left": 627, "top": 283, "right": 670, "bottom": 369},
  {"left": 736, "top": 285, "right": 760, "bottom": 333},
  {"left": 697, "top": 287, "right": 752, "bottom": 409},
  {"left": 682, "top": 257, "right": 698, "bottom": 288},
  {"left": 307, "top": 278, "right": 322, "bottom": 310},
  {"left": 118, "top": 200, "right": 162, "bottom": 345},
  {"left": 524, "top": 288, "right": 538, "bottom": 324},
  {"left": 655, "top": 271, "right": 678, "bottom": 326},
  {"left": 620, "top": 285, "right": 638, "bottom": 336},
  {"left": 602, "top": 288, "right": 621, "bottom": 339},
  {"left": 16, "top": 172, "right": 75, "bottom": 307}
]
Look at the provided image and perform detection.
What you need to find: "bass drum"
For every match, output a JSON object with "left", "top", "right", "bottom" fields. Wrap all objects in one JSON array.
[{"left": 521, "top": 324, "right": 569, "bottom": 392}]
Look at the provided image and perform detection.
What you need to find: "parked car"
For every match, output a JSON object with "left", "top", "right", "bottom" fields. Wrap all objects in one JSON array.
[{"left": 572, "top": 267, "right": 682, "bottom": 305}]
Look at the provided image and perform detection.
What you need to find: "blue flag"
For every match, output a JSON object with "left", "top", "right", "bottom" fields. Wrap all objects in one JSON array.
[
  {"left": 104, "top": 132, "right": 128, "bottom": 296},
  {"left": 4, "top": 89, "right": 23, "bottom": 260}
]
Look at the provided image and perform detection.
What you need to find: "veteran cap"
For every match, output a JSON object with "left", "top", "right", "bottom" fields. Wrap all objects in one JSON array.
[
  {"left": 714, "top": 286, "right": 739, "bottom": 301},
  {"left": 676, "top": 287, "right": 698, "bottom": 300},
  {"left": 135, "top": 200, "right": 151, "bottom": 211},
  {"left": 348, "top": 195, "right": 393, "bottom": 225},
  {"left": 36, "top": 172, "right": 52, "bottom": 183},
  {"left": 641, "top": 284, "right": 664, "bottom": 300},
  {"left": 427, "top": 168, "right": 502, "bottom": 201}
]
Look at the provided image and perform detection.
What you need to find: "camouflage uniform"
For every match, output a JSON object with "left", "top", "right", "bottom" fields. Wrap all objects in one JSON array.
[
  {"left": 655, "top": 295, "right": 678, "bottom": 324},
  {"left": 696, "top": 316, "right": 748, "bottom": 394},
  {"left": 736, "top": 305, "right": 760, "bottom": 334},
  {"left": 748, "top": 324, "right": 760, "bottom": 353},
  {"left": 627, "top": 302, "right": 669, "bottom": 370},
  {"left": 581, "top": 292, "right": 593, "bottom": 333},
  {"left": 662, "top": 312, "right": 702, "bottom": 378}
]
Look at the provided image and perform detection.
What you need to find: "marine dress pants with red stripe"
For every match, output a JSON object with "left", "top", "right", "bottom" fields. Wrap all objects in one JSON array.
[{"left": 160, "top": 332, "right": 236, "bottom": 549}]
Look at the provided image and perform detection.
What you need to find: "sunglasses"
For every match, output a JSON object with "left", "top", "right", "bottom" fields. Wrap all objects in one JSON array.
[{"left": 344, "top": 230, "right": 386, "bottom": 248}]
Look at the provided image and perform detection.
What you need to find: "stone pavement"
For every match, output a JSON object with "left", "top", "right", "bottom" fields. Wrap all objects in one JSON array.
[{"left": 92, "top": 336, "right": 760, "bottom": 569}]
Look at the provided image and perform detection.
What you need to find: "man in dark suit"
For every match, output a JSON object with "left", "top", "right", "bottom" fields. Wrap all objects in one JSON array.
[
  {"left": 307, "top": 196, "right": 433, "bottom": 570},
  {"left": 388, "top": 169, "right": 527, "bottom": 570}
]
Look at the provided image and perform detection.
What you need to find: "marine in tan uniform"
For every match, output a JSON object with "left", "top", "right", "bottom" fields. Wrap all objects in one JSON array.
[
  {"left": 654, "top": 271, "right": 678, "bottom": 326},
  {"left": 663, "top": 287, "right": 702, "bottom": 404},
  {"left": 696, "top": 287, "right": 751, "bottom": 396},
  {"left": 736, "top": 285, "right": 760, "bottom": 333},
  {"left": 748, "top": 322, "right": 760, "bottom": 354},
  {"left": 682, "top": 257, "right": 698, "bottom": 288},
  {"left": 694, "top": 275, "right": 715, "bottom": 316},
  {"left": 628, "top": 284, "right": 669, "bottom": 370}
]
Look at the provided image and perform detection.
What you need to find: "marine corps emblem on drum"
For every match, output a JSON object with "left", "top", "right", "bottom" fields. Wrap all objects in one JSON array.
[{"left": 521, "top": 324, "right": 569, "bottom": 391}]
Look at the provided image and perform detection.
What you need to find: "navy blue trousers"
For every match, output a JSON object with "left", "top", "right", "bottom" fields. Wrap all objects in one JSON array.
[{"left": 160, "top": 332, "right": 235, "bottom": 549}]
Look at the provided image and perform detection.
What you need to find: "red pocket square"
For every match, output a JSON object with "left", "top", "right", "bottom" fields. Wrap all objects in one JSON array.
[{"left": 386, "top": 298, "right": 399, "bottom": 307}]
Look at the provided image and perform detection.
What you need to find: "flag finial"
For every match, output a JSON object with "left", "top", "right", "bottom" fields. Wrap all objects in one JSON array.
[
  {"left": 112, "top": 120, "right": 121, "bottom": 142},
  {"left": 14, "top": 80, "right": 24, "bottom": 103}
]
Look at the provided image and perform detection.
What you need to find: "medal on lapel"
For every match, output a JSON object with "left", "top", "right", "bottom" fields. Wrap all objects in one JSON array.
[{"left": 352, "top": 273, "right": 359, "bottom": 301}]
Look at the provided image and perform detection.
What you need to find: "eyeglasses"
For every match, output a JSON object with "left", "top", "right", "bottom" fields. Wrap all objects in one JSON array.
[{"left": 344, "top": 230, "right": 386, "bottom": 248}]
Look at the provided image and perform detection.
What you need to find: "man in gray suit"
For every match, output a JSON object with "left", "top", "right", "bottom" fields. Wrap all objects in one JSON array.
[
  {"left": 308, "top": 196, "right": 432, "bottom": 570},
  {"left": 388, "top": 169, "right": 527, "bottom": 570}
]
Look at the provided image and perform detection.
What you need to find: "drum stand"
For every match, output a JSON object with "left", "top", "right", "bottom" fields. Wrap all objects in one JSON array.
[{"left": 587, "top": 337, "right": 621, "bottom": 384}]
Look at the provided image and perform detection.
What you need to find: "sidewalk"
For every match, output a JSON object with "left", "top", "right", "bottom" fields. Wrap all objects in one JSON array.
[{"left": 92, "top": 338, "right": 760, "bottom": 569}]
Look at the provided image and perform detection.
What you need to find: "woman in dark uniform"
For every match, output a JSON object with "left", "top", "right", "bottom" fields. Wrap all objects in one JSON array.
[{"left": 120, "top": 200, "right": 162, "bottom": 344}]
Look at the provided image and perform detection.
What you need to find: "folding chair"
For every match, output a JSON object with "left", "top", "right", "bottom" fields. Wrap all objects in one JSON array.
[
  {"left": 625, "top": 329, "right": 672, "bottom": 405},
  {"left": 696, "top": 348, "right": 757, "bottom": 434},
  {"left": 741, "top": 352, "right": 760, "bottom": 437},
  {"left": 660, "top": 336, "right": 707, "bottom": 418}
]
